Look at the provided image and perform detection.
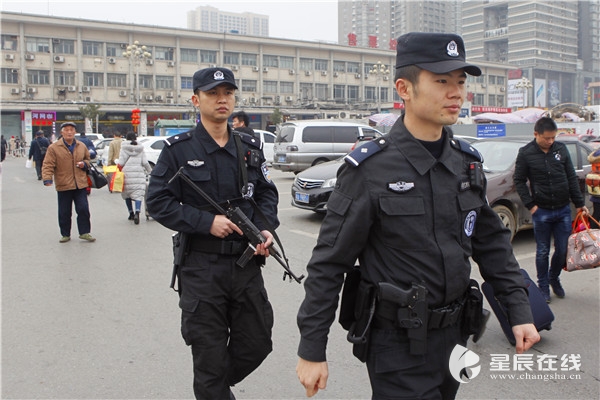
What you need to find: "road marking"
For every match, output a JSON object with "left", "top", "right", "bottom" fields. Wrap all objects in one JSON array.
[{"left": 290, "top": 229, "right": 319, "bottom": 240}]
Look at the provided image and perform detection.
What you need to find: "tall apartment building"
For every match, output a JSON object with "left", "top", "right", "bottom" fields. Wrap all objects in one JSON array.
[
  {"left": 187, "top": 5, "right": 269, "bottom": 37},
  {"left": 337, "top": 0, "right": 460, "bottom": 49},
  {"left": 464, "top": 1, "right": 600, "bottom": 108}
]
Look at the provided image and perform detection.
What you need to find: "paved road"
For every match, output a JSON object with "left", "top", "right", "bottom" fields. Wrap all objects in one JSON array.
[{"left": 2, "top": 155, "right": 598, "bottom": 399}]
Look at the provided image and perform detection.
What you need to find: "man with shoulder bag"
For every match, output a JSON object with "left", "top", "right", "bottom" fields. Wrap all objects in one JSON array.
[{"left": 29, "top": 130, "right": 50, "bottom": 180}]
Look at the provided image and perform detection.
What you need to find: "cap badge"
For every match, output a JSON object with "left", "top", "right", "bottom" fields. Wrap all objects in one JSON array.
[
  {"left": 213, "top": 71, "right": 225, "bottom": 81},
  {"left": 446, "top": 40, "right": 459, "bottom": 57}
]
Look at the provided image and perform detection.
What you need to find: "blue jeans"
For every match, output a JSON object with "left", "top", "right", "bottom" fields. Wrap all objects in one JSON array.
[
  {"left": 532, "top": 205, "right": 571, "bottom": 288},
  {"left": 125, "top": 198, "right": 142, "bottom": 213},
  {"left": 57, "top": 188, "right": 91, "bottom": 237}
]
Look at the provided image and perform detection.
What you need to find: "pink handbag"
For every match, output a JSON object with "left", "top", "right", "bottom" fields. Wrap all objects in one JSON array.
[{"left": 565, "top": 212, "right": 600, "bottom": 271}]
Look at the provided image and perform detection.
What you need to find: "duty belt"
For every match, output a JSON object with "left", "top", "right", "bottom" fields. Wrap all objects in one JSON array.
[
  {"left": 188, "top": 237, "right": 248, "bottom": 255},
  {"left": 374, "top": 299, "right": 463, "bottom": 330}
]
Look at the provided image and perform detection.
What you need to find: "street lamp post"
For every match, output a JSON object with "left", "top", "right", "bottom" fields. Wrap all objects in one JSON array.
[
  {"left": 122, "top": 41, "right": 152, "bottom": 108},
  {"left": 369, "top": 61, "right": 390, "bottom": 113},
  {"left": 515, "top": 76, "right": 533, "bottom": 108}
]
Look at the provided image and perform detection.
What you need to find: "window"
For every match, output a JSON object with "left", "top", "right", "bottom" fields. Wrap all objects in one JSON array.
[
  {"left": 497, "top": 76, "right": 505, "bottom": 86},
  {"left": 82, "top": 41, "right": 102, "bottom": 56},
  {"left": 315, "top": 59, "right": 328, "bottom": 71},
  {"left": 315, "top": 84, "right": 328, "bottom": 100},
  {"left": 263, "top": 80, "right": 277, "bottom": 93},
  {"left": 241, "top": 53, "right": 257, "bottom": 66},
  {"left": 54, "top": 71, "right": 75, "bottom": 86},
  {"left": 28, "top": 70, "right": 50, "bottom": 85},
  {"left": 263, "top": 55, "right": 278, "bottom": 68},
  {"left": 300, "top": 58, "right": 313, "bottom": 71},
  {"left": 280, "top": 56, "right": 294, "bottom": 69},
  {"left": 334, "top": 84, "right": 345, "bottom": 100},
  {"left": 139, "top": 74, "right": 153, "bottom": 89},
  {"left": 347, "top": 62, "right": 359, "bottom": 73},
  {"left": 280, "top": 81, "right": 294, "bottom": 94},
  {"left": 241, "top": 80, "right": 257, "bottom": 92},
  {"left": 380, "top": 87, "right": 389, "bottom": 103},
  {"left": 107, "top": 73, "right": 127, "bottom": 87},
  {"left": 1, "top": 68, "right": 19, "bottom": 84},
  {"left": 332, "top": 127, "right": 360, "bottom": 143},
  {"left": 54, "top": 39, "right": 75, "bottom": 55},
  {"left": 200, "top": 50, "right": 216, "bottom": 63},
  {"left": 181, "top": 76, "right": 193, "bottom": 90},
  {"left": 300, "top": 82, "right": 313, "bottom": 100},
  {"left": 156, "top": 75, "right": 174, "bottom": 89},
  {"left": 83, "top": 72, "right": 103, "bottom": 86},
  {"left": 1, "top": 35, "right": 17, "bottom": 51},
  {"left": 26, "top": 37, "right": 49, "bottom": 53},
  {"left": 348, "top": 85, "right": 359, "bottom": 101},
  {"left": 474, "top": 93, "right": 484, "bottom": 105},
  {"left": 223, "top": 51, "right": 238, "bottom": 65},
  {"left": 334, "top": 61, "right": 346, "bottom": 72},
  {"left": 365, "top": 86, "right": 376, "bottom": 101},
  {"left": 155, "top": 47, "right": 174, "bottom": 61},
  {"left": 181, "top": 48, "right": 198, "bottom": 63}
]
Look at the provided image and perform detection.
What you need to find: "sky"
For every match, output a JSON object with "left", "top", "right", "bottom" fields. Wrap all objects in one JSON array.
[{"left": 0, "top": 0, "right": 339, "bottom": 43}]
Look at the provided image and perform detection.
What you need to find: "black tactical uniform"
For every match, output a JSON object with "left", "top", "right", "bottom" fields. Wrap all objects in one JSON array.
[
  {"left": 147, "top": 123, "right": 279, "bottom": 399},
  {"left": 297, "top": 117, "right": 534, "bottom": 399}
]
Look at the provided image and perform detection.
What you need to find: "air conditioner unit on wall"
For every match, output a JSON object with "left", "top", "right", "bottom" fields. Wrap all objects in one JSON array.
[
  {"left": 289, "top": 69, "right": 295, "bottom": 75},
  {"left": 119, "top": 90, "right": 127, "bottom": 97},
  {"left": 333, "top": 72, "right": 339, "bottom": 77},
  {"left": 383, "top": 76, "right": 389, "bottom": 81},
  {"left": 321, "top": 71, "right": 327, "bottom": 76},
  {"left": 231, "top": 65, "right": 239, "bottom": 71},
  {"left": 263, "top": 67, "right": 269, "bottom": 72},
  {"left": 305, "top": 71, "right": 312, "bottom": 76},
  {"left": 25, "top": 54, "right": 35, "bottom": 61},
  {"left": 108, "top": 57, "right": 116, "bottom": 64},
  {"left": 5, "top": 54, "right": 14, "bottom": 60},
  {"left": 145, "top": 95, "right": 153, "bottom": 101},
  {"left": 52, "top": 38, "right": 61, "bottom": 44},
  {"left": 355, "top": 73, "right": 361, "bottom": 79},
  {"left": 82, "top": 86, "right": 91, "bottom": 92},
  {"left": 166, "top": 99, "right": 174, "bottom": 104},
  {"left": 145, "top": 59, "right": 153, "bottom": 66},
  {"left": 84, "top": 96, "right": 93, "bottom": 102},
  {"left": 67, "top": 86, "right": 76, "bottom": 92},
  {"left": 252, "top": 66, "right": 259, "bottom": 72},
  {"left": 167, "top": 61, "right": 175, "bottom": 67},
  {"left": 166, "top": 91, "right": 174, "bottom": 98},
  {"left": 155, "top": 95, "right": 163, "bottom": 102},
  {"left": 27, "top": 87, "right": 37, "bottom": 93},
  {"left": 54, "top": 55, "right": 65, "bottom": 63},
  {"left": 285, "top": 96, "right": 293, "bottom": 102},
  {"left": 11, "top": 88, "right": 19, "bottom": 94}
]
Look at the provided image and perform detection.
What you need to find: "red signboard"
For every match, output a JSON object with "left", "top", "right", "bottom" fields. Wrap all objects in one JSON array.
[
  {"left": 347, "top": 33, "right": 357, "bottom": 47},
  {"left": 22, "top": 110, "right": 57, "bottom": 126}
]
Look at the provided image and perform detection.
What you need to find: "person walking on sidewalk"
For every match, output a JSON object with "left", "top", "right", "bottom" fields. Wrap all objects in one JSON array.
[
  {"left": 117, "top": 132, "right": 152, "bottom": 224},
  {"left": 41, "top": 122, "right": 96, "bottom": 243},
  {"left": 28, "top": 130, "right": 50, "bottom": 180},
  {"left": 513, "top": 116, "right": 587, "bottom": 302}
]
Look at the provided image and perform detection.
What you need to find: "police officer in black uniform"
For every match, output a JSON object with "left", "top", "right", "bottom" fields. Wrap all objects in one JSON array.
[
  {"left": 146, "top": 67, "right": 279, "bottom": 400},
  {"left": 296, "top": 33, "right": 540, "bottom": 399}
]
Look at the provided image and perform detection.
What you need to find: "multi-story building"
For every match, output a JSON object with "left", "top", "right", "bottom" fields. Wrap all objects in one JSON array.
[
  {"left": 0, "top": 11, "right": 511, "bottom": 140},
  {"left": 187, "top": 5, "right": 269, "bottom": 37}
]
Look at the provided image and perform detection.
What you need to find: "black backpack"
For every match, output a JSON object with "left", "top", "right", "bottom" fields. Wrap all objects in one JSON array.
[{"left": 37, "top": 138, "right": 48, "bottom": 157}]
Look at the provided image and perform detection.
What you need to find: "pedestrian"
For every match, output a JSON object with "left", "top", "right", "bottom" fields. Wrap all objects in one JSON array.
[
  {"left": 587, "top": 148, "right": 600, "bottom": 228},
  {"left": 76, "top": 131, "right": 97, "bottom": 160},
  {"left": 41, "top": 121, "right": 96, "bottom": 243},
  {"left": 146, "top": 67, "right": 279, "bottom": 400},
  {"left": 1, "top": 135, "right": 7, "bottom": 162},
  {"left": 28, "top": 130, "right": 51, "bottom": 180},
  {"left": 117, "top": 132, "right": 152, "bottom": 224},
  {"left": 231, "top": 110, "right": 256, "bottom": 136},
  {"left": 108, "top": 131, "right": 123, "bottom": 166},
  {"left": 513, "top": 116, "right": 587, "bottom": 303},
  {"left": 296, "top": 32, "right": 540, "bottom": 400}
]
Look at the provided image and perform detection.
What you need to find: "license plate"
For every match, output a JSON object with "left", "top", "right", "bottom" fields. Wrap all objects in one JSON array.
[
  {"left": 295, "top": 192, "right": 310, "bottom": 203},
  {"left": 278, "top": 155, "right": 286, "bottom": 163}
]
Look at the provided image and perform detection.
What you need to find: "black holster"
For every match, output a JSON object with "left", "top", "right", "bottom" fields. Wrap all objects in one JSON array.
[
  {"left": 347, "top": 279, "right": 376, "bottom": 363},
  {"left": 461, "top": 279, "right": 487, "bottom": 341},
  {"left": 171, "top": 232, "right": 189, "bottom": 293}
]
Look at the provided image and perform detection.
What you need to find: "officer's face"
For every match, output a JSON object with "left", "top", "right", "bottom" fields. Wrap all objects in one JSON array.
[
  {"left": 192, "top": 84, "right": 236, "bottom": 123},
  {"left": 397, "top": 69, "right": 466, "bottom": 137}
]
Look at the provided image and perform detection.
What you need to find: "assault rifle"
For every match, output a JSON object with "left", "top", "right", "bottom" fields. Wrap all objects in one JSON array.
[{"left": 169, "top": 166, "right": 304, "bottom": 283}]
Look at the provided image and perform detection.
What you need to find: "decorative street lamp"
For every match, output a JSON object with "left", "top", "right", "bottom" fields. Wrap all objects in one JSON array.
[
  {"left": 515, "top": 76, "right": 533, "bottom": 108},
  {"left": 369, "top": 61, "right": 390, "bottom": 113},
  {"left": 122, "top": 41, "right": 152, "bottom": 108}
]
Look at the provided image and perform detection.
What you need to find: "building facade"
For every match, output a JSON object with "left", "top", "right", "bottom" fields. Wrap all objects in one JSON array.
[
  {"left": 1, "top": 11, "right": 511, "bottom": 140},
  {"left": 187, "top": 5, "right": 269, "bottom": 37}
]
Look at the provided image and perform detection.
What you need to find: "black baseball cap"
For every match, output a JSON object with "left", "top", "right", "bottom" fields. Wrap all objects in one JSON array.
[
  {"left": 60, "top": 121, "right": 77, "bottom": 129},
  {"left": 35, "top": 130, "right": 44, "bottom": 136},
  {"left": 396, "top": 32, "right": 481, "bottom": 76},
  {"left": 193, "top": 67, "right": 238, "bottom": 92}
]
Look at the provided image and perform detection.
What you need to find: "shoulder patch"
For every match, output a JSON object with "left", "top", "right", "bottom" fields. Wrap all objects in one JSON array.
[
  {"left": 344, "top": 137, "right": 388, "bottom": 167},
  {"left": 450, "top": 138, "right": 483, "bottom": 162},
  {"left": 237, "top": 131, "right": 262, "bottom": 150},
  {"left": 164, "top": 131, "right": 192, "bottom": 147}
]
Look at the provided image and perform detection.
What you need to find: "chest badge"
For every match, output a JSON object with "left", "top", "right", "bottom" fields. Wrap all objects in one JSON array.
[
  {"left": 388, "top": 181, "right": 414, "bottom": 193},
  {"left": 187, "top": 160, "right": 204, "bottom": 167}
]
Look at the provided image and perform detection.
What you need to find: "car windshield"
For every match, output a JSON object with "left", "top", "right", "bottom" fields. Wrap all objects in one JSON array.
[
  {"left": 472, "top": 141, "right": 524, "bottom": 172},
  {"left": 275, "top": 126, "right": 295, "bottom": 143}
]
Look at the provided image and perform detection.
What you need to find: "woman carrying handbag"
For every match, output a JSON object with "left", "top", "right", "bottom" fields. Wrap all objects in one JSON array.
[{"left": 117, "top": 132, "right": 153, "bottom": 224}]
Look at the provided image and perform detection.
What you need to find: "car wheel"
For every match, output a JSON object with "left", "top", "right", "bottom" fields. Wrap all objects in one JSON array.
[
  {"left": 312, "top": 158, "right": 329, "bottom": 166},
  {"left": 493, "top": 204, "right": 516, "bottom": 241}
]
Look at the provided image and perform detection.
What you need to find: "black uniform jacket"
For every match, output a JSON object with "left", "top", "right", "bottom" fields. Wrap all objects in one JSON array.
[
  {"left": 146, "top": 123, "right": 279, "bottom": 237},
  {"left": 513, "top": 139, "right": 584, "bottom": 210},
  {"left": 297, "top": 117, "right": 533, "bottom": 362}
]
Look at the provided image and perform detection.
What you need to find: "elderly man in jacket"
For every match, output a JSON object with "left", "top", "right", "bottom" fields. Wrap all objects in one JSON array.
[{"left": 42, "top": 122, "right": 96, "bottom": 243}]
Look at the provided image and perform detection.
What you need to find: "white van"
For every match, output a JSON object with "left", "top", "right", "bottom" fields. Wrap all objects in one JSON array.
[{"left": 272, "top": 121, "right": 382, "bottom": 173}]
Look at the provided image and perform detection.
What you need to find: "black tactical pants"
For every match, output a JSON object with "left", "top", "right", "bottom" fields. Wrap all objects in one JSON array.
[
  {"left": 179, "top": 251, "right": 274, "bottom": 400},
  {"left": 366, "top": 323, "right": 467, "bottom": 400}
]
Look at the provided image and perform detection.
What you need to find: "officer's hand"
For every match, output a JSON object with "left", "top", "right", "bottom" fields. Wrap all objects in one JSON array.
[
  {"left": 512, "top": 323, "right": 540, "bottom": 354},
  {"left": 296, "top": 358, "right": 328, "bottom": 397},
  {"left": 209, "top": 215, "right": 243, "bottom": 238},
  {"left": 255, "top": 230, "right": 273, "bottom": 257}
]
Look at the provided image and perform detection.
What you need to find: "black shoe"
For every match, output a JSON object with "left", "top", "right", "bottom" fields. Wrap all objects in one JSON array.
[
  {"left": 540, "top": 285, "right": 551, "bottom": 303},
  {"left": 128, "top": 212, "right": 134, "bottom": 220},
  {"left": 134, "top": 211, "right": 140, "bottom": 225},
  {"left": 550, "top": 280, "right": 565, "bottom": 298}
]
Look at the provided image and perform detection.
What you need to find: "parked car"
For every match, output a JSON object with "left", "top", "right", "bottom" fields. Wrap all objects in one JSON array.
[
  {"left": 291, "top": 137, "right": 375, "bottom": 212},
  {"left": 253, "top": 129, "right": 276, "bottom": 164},
  {"left": 273, "top": 121, "right": 382, "bottom": 174},
  {"left": 138, "top": 136, "right": 167, "bottom": 167},
  {"left": 471, "top": 136, "right": 593, "bottom": 240},
  {"left": 94, "top": 138, "right": 113, "bottom": 166}
]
